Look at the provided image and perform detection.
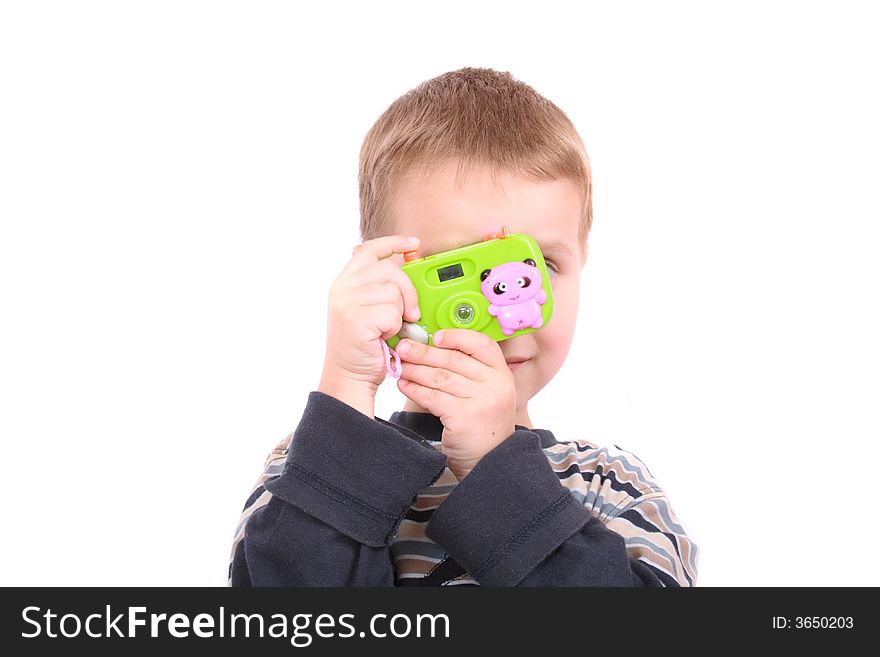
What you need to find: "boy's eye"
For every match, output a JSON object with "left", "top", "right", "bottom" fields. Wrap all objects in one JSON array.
[{"left": 545, "top": 260, "right": 559, "bottom": 276}]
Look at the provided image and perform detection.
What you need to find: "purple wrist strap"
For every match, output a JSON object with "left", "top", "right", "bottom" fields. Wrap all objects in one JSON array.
[{"left": 381, "top": 340, "right": 402, "bottom": 379}]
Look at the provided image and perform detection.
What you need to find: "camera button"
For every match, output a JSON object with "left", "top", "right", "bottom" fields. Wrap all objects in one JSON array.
[{"left": 398, "top": 322, "right": 429, "bottom": 345}]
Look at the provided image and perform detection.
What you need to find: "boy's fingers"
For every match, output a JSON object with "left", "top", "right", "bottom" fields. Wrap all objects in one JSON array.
[
  {"left": 431, "top": 329, "right": 507, "bottom": 370},
  {"left": 396, "top": 334, "right": 487, "bottom": 381},
  {"left": 399, "top": 361, "right": 471, "bottom": 399},
  {"left": 342, "top": 235, "right": 420, "bottom": 277},
  {"left": 397, "top": 377, "right": 454, "bottom": 417},
  {"left": 353, "top": 282, "right": 405, "bottom": 318},
  {"left": 351, "top": 260, "right": 420, "bottom": 322}
]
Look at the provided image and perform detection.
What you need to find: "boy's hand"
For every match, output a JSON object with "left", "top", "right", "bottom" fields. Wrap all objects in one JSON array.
[
  {"left": 318, "top": 235, "right": 422, "bottom": 418},
  {"left": 395, "top": 329, "right": 517, "bottom": 480}
]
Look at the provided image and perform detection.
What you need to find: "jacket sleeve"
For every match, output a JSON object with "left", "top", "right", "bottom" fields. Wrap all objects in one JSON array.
[
  {"left": 228, "top": 391, "right": 448, "bottom": 586},
  {"left": 424, "top": 430, "right": 698, "bottom": 587}
]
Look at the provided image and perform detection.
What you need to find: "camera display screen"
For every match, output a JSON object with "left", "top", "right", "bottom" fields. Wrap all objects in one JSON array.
[{"left": 437, "top": 263, "right": 464, "bottom": 282}]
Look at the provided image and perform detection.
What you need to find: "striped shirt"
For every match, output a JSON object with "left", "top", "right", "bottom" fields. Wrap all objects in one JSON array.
[{"left": 229, "top": 392, "right": 698, "bottom": 587}]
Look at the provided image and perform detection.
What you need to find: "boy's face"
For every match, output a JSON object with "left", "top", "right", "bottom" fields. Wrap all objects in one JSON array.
[{"left": 388, "top": 162, "right": 588, "bottom": 428}]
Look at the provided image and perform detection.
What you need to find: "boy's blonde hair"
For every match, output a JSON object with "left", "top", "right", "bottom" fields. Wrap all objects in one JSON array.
[{"left": 359, "top": 67, "right": 593, "bottom": 250}]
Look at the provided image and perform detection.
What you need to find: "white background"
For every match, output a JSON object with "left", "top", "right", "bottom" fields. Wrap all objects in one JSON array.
[{"left": 1, "top": 1, "right": 877, "bottom": 587}]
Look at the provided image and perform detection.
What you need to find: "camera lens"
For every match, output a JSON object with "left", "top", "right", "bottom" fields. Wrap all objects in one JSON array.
[{"left": 454, "top": 302, "right": 475, "bottom": 324}]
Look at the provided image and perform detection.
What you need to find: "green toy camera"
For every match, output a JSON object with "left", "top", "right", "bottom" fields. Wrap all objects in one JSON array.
[{"left": 386, "top": 226, "right": 554, "bottom": 349}]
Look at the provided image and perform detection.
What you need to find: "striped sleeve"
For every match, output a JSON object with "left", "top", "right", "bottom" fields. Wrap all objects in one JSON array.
[
  {"left": 544, "top": 439, "right": 699, "bottom": 586},
  {"left": 605, "top": 490, "right": 699, "bottom": 587},
  {"left": 226, "top": 433, "right": 293, "bottom": 585}
]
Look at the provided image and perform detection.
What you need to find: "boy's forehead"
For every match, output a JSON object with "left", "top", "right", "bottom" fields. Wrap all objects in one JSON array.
[
  {"left": 391, "top": 161, "right": 582, "bottom": 257},
  {"left": 418, "top": 233, "right": 575, "bottom": 259}
]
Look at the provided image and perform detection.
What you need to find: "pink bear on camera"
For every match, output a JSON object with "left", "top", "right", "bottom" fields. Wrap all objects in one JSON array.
[{"left": 480, "top": 258, "right": 547, "bottom": 335}]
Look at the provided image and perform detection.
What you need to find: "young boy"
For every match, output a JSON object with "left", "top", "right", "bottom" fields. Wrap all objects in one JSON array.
[{"left": 228, "top": 68, "right": 698, "bottom": 586}]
